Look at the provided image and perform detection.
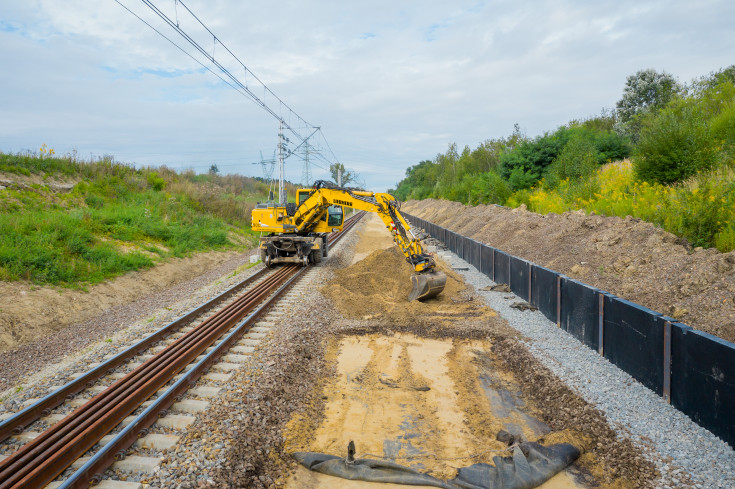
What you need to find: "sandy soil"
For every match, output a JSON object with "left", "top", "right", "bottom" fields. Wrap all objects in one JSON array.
[
  {"left": 0, "top": 249, "right": 250, "bottom": 352},
  {"left": 350, "top": 214, "right": 395, "bottom": 263},
  {"left": 285, "top": 334, "right": 583, "bottom": 489},
  {"left": 404, "top": 199, "right": 735, "bottom": 343},
  {"left": 279, "top": 214, "right": 657, "bottom": 489}
]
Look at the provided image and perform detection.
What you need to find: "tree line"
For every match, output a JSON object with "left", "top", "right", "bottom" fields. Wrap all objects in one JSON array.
[{"left": 389, "top": 66, "right": 735, "bottom": 207}]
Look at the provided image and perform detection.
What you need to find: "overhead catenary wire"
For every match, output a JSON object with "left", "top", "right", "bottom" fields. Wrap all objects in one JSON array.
[
  {"left": 114, "top": 0, "right": 344, "bottom": 183},
  {"left": 131, "top": 0, "right": 327, "bottom": 151}
]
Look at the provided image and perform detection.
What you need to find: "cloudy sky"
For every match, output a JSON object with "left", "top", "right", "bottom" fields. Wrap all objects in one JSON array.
[{"left": 1, "top": 1, "right": 733, "bottom": 191}]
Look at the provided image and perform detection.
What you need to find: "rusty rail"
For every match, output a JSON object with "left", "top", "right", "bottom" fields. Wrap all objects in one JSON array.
[{"left": 0, "top": 211, "right": 365, "bottom": 489}]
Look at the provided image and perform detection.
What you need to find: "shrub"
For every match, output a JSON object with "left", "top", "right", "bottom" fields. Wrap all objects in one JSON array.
[
  {"left": 147, "top": 172, "right": 166, "bottom": 191},
  {"left": 633, "top": 106, "right": 717, "bottom": 184},
  {"left": 545, "top": 135, "right": 599, "bottom": 188}
]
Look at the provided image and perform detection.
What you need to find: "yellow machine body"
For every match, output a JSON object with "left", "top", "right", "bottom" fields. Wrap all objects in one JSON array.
[{"left": 251, "top": 181, "right": 446, "bottom": 300}]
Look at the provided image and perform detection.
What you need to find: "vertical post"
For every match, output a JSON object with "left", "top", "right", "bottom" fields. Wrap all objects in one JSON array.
[
  {"left": 663, "top": 320, "right": 672, "bottom": 403},
  {"left": 492, "top": 249, "right": 496, "bottom": 282},
  {"left": 478, "top": 244, "right": 483, "bottom": 274},
  {"left": 278, "top": 120, "right": 285, "bottom": 205},
  {"left": 556, "top": 276, "right": 561, "bottom": 327},
  {"left": 598, "top": 293, "right": 605, "bottom": 356},
  {"left": 527, "top": 262, "right": 532, "bottom": 303},
  {"left": 508, "top": 256, "right": 512, "bottom": 289},
  {"left": 337, "top": 166, "right": 342, "bottom": 186}
]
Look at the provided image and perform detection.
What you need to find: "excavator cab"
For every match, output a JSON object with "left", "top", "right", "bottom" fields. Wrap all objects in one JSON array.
[
  {"left": 296, "top": 189, "right": 344, "bottom": 230},
  {"left": 326, "top": 205, "right": 343, "bottom": 226}
]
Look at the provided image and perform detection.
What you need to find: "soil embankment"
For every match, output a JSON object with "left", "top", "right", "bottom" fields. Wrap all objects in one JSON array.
[
  {"left": 0, "top": 250, "right": 251, "bottom": 353},
  {"left": 404, "top": 199, "right": 735, "bottom": 343}
]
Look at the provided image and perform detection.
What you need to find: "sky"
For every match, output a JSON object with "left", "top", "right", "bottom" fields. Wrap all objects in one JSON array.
[{"left": 1, "top": 1, "right": 733, "bottom": 192}]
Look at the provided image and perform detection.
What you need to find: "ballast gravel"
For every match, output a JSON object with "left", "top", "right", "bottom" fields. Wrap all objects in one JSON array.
[
  {"left": 0, "top": 250, "right": 258, "bottom": 393},
  {"left": 0, "top": 250, "right": 261, "bottom": 408},
  {"left": 438, "top": 248, "right": 735, "bottom": 489}
]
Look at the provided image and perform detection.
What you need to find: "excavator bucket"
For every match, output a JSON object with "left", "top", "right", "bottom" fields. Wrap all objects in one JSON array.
[{"left": 408, "top": 271, "right": 447, "bottom": 301}]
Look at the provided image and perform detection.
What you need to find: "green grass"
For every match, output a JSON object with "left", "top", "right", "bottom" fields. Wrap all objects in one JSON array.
[{"left": 0, "top": 151, "right": 264, "bottom": 286}]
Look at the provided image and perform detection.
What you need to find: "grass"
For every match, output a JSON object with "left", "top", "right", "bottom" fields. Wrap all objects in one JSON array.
[
  {"left": 0, "top": 150, "right": 270, "bottom": 287},
  {"left": 228, "top": 259, "right": 261, "bottom": 278}
]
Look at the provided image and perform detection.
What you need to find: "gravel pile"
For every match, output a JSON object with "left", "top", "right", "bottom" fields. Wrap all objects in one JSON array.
[
  {"left": 0, "top": 251, "right": 261, "bottom": 406},
  {"left": 438, "top": 249, "right": 735, "bottom": 489}
]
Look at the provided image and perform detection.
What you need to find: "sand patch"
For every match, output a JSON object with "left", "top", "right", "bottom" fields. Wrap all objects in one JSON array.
[
  {"left": 351, "top": 214, "right": 396, "bottom": 264},
  {"left": 284, "top": 333, "right": 587, "bottom": 489}
]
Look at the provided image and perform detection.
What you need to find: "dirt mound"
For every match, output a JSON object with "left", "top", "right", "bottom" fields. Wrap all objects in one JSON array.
[
  {"left": 404, "top": 199, "right": 735, "bottom": 343},
  {"left": 321, "top": 246, "right": 497, "bottom": 326}
]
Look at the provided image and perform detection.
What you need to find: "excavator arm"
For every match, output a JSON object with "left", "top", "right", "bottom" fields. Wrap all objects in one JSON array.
[{"left": 294, "top": 181, "right": 447, "bottom": 301}]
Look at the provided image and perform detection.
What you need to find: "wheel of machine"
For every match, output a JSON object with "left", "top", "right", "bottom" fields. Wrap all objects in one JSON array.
[
  {"left": 302, "top": 255, "right": 309, "bottom": 267},
  {"left": 265, "top": 254, "right": 273, "bottom": 268},
  {"left": 310, "top": 248, "right": 322, "bottom": 264},
  {"left": 322, "top": 236, "right": 329, "bottom": 257}
]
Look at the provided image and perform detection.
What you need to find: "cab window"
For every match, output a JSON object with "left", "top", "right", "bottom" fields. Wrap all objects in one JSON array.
[
  {"left": 327, "top": 205, "right": 343, "bottom": 226},
  {"left": 298, "top": 190, "right": 313, "bottom": 205}
]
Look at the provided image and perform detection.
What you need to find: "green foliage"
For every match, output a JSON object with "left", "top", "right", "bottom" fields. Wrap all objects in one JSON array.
[
  {"left": 633, "top": 81, "right": 734, "bottom": 184},
  {"left": 526, "top": 161, "right": 735, "bottom": 251},
  {"left": 499, "top": 124, "right": 630, "bottom": 187},
  {"left": 507, "top": 167, "right": 539, "bottom": 191},
  {"left": 474, "top": 171, "right": 513, "bottom": 205},
  {"left": 146, "top": 171, "right": 166, "bottom": 191},
  {"left": 545, "top": 135, "right": 599, "bottom": 188},
  {"left": 0, "top": 151, "right": 265, "bottom": 286},
  {"left": 392, "top": 160, "right": 438, "bottom": 201},
  {"left": 692, "top": 65, "right": 735, "bottom": 93},
  {"left": 390, "top": 65, "right": 735, "bottom": 251},
  {"left": 615, "top": 69, "right": 682, "bottom": 133}
]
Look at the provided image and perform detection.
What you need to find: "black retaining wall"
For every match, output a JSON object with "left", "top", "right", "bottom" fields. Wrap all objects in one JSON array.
[
  {"left": 531, "top": 265, "right": 558, "bottom": 323},
  {"left": 405, "top": 213, "right": 735, "bottom": 448},
  {"left": 493, "top": 250, "right": 510, "bottom": 285}
]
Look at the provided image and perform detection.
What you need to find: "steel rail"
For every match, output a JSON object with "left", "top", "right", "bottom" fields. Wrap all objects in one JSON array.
[
  {"left": 0, "top": 266, "right": 296, "bottom": 488},
  {"left": 58, "top": 265, "right": 308, "bottom": 488},
  {"left": 0, "top": 266, "right": 272, "bottom": 443},
  {"left": 0, "top": 210, "right": 365, "bottom": 489}
]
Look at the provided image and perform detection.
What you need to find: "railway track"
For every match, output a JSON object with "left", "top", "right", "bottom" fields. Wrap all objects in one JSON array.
[{"left": 0, "top": 212, "right": 364, "bottom": 489}]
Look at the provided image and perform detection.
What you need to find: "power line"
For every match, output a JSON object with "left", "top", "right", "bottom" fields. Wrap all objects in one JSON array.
[
  {"left": 130, "top": 0, "right": 324, "bottom": 150},
  {"left": 113, "top": 0, "right": 347, "bottom": 184}
]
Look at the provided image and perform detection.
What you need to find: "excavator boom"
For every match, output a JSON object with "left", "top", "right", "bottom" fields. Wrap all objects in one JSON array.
[{"left": 251, "top": 181, "right": 446, "bottom": 301}]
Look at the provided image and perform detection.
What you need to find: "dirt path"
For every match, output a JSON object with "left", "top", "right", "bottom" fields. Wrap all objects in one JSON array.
[
  {"left": 278, "top": 214, "right": 656, "bottom": 489},
  {"left": 404, "top": 199, "right": 735, "bottom": 343}
]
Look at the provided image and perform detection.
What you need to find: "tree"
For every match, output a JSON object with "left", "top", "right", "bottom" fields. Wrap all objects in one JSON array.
[
  {"left": 692, "top": 65, "right": 735, "bottom": 93},
  {"left": 616, "top": 69, "right": 681, "bottom": 122},
  {"left": 209, "top": 164, "right": 220, "bottom": 175},
  {"left": 329, "top": 162, "right": 357, "bottom": 186},
  {"left": 545, "top": 135, "right": 599, "bottom": 188}
]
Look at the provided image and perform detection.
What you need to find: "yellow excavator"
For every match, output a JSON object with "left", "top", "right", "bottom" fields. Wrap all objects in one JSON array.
[{"left": 251, "top": 180, "right": 446, "bottom": 301}]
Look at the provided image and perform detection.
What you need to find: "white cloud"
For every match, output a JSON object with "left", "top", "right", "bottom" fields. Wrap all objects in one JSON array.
[{"left": 1, "top": 0, "right": 734, "bottom": 191}]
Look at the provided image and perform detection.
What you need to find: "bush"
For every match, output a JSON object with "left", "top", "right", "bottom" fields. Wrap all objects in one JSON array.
[
  {"left": 545, "top": 135, "right": 599, "bottom": 188},
  {"left": 147, "top": 171, "right": 166, "bottom": 191},
  {"left": 477, "top": 171, "right": 512, "bottom": 205},
  {"left": 633, "top": 106, "right": 717, "bottom": 184}
]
